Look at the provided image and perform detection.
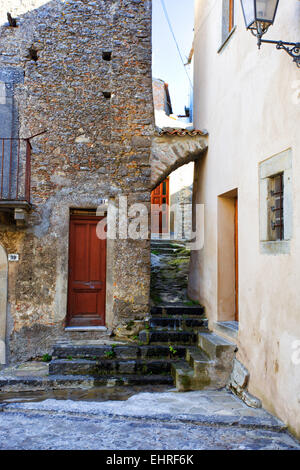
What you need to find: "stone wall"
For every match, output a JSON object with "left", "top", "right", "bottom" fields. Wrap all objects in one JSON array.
[{"left": 0, "top": 0, "right": 154, "bottom": 361}]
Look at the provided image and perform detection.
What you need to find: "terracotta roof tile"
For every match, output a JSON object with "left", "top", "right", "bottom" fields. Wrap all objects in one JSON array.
[{"left": 157, "top": 128, "right": 208, "bottom": 137}]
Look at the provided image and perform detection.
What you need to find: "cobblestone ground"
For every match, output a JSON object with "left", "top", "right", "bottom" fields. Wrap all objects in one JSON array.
[{"left": 0, "top": 389, "right": 299, "bottom": 450}]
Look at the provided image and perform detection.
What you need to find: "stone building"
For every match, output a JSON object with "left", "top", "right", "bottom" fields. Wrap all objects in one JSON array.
[
  {"left": 0, "top": 0, "right": 154, "bottom": 363},
  {"left": 189, "top": 0, "right": 300, "bottom": 438}
]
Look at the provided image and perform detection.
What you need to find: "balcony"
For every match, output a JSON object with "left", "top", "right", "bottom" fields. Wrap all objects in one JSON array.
[{"left": 0, "top": 138, "right": 32, "bottom": 225}]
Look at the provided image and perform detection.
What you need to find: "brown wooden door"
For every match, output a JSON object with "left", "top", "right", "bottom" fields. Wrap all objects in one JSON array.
[
  {"left": 234, "top": 198, "right": 239, "bottom": 321},
  {"left": 151, "top": 178, "right": 169, "bottom": 234},
  {"left": 67, "top": 215, "right": 106, "bottom": 326}
]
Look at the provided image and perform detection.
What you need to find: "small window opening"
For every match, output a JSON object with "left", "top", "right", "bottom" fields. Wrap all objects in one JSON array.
[
  {"left": 222, "top": 0, "right": 235, "bottom": 44},
  {"left": 269, "top": 173, "right": 284, "bottom": 241},
  {"left": 102, "top": 51, "right": 112, "bottom": 61},
  {"left": 102, "top": 91, "right": 111, "bottom": 99}
]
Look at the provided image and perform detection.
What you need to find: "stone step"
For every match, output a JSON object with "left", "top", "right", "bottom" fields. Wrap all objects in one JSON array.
[
  {"left": 151, "top": 246, "right": 180, "bottom": 252},
  {"left": 186, "top": 347, "right": 214, "bottom": 373},
  {"left": 171, "top": 361, "right": 213, "bottom": 392},
  {"left": 171, "top": 362, "right": 197, "bottom": 392},
  {"left": 0, "top": 373, "right": 173, "bottom": 393},
  {"left": 149, "top": 317, "right": 208, "bottom": 330},
  {"left": 139, "top": 329, "right": 197, "bottom": 345},
  {"left": 93, "top": 374, "right": 174, "bottom": 386},
  {"left": 49, "top": 358, "right": 176, "bottom": 377},
  {"left": 151, "top": 305, "right": 205, "bottom": 316},
  {"left": 198, "top": 332, "right": 236, "bottom": 360},
  {"left": 58, "top": 329, "right": 113, "bottom": 342},
  {"left": 52, "top": 344, "right": 188, "bottom": 360},
  {"left": 151, "top": 241, "right": 185, "bottom": 249},
  {"left": 0, "top": 375, "right": 95, "bottom": 393}
]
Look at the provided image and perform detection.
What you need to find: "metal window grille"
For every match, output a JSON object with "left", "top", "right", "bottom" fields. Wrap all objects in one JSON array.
[{"left": 270, "top": 173, "right": 284, "bottom": 241}]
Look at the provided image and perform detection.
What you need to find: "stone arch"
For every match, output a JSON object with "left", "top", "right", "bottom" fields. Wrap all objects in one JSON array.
[
  {"left": 151, "top": 131, "right": 208, "bottom": 190},
  {"left": 0, "top": 244, "right": 8, "bottom": 364}
]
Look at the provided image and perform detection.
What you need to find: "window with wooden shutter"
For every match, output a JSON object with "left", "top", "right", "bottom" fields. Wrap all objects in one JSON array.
[{"left": 222, "top": 0, "right": 235, "bottom": 44}]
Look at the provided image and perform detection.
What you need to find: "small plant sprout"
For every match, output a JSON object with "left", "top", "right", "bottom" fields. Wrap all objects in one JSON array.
[
  {"left": 42, "top": 354, "right": 52, "bottom": 362},
  {"left": 105, "top": 349, "right": 116, "bottom": 359},
  {"left": 169, "top": 345, "right": 177, "bottom": 356}
]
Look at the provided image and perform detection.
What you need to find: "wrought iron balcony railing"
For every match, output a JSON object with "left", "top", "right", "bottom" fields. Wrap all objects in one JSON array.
[{"left": 0, "top": 138, "right": 31, "bottom": 204}]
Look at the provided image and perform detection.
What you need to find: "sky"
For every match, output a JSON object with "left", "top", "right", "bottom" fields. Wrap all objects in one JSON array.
[{"left": 152, "top": 0, "right": 195, "bottom": 116}]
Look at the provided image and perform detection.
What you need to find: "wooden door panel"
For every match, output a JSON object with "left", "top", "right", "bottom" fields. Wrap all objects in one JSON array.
[
  {"left": 67, "top": 215, "right": 106, "bottom": 327},
  {"left": 73, "top": 223, "right": 89, "bottom": 280},
  {"left": 151, "top": 178, "right": 169, "bottom": 234}
]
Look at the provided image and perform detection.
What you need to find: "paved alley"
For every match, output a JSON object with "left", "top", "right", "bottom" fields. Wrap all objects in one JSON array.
[{"left": 0, "top": 389, "right": 299, "bottom": 450}]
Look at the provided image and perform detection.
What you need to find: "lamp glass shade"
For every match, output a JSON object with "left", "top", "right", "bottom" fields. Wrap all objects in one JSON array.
[
  {"left": 255, "top": 0, "right": 279, "bottom": 23},
  {"left": 240, "top": 0, "right": 255, "bottom": 28},
  {"left": 240, "top": 0, "right": 279, "bottom": 29}
]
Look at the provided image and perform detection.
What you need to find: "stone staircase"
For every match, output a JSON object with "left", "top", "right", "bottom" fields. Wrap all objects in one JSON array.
[
  {"left": 0, "top": 305, "right": 237, "bottom": 394},
  {"left": 151, "top": 239, "right": 191, "bottom": 305},
  {"left": 49, "top": 306, "right": 216, "bottom": 388},
  {"left": 48, "top": 304, "right": 230, "bottom": 390},
  {"left": 143, "top": 305, "right": 236, "bottom": 392},
  {"left": 48, "top": 304, "right": 236, "bottom": 392}
]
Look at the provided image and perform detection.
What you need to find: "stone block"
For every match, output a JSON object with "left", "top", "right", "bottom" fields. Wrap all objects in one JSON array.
[{"left": 230, "top": 358, "right": 249, "bottom": 389}]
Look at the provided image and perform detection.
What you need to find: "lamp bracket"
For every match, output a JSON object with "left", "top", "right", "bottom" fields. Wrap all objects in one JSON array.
[{"left": 253, "top": 33, "right": 300, "bottom": 68}]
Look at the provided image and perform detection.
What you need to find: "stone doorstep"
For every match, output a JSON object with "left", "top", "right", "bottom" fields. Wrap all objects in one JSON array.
[
  {"left": 214, "top": 321, "right": 239, "bottom": 340},
  {"left": 64, "top": 326, "right": 108, "bottom": 332}
]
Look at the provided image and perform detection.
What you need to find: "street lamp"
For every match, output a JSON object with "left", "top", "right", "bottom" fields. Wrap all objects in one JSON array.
[{"left": 240, "top": 0, "right": 300, "bottom": 67}]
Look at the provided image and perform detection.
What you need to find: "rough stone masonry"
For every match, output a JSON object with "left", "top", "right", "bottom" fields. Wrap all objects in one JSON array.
[{"left": 0, "top": 0, "right": 154, "bottom": 362}]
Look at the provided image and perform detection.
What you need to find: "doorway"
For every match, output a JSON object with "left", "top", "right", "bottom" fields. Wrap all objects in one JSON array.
[
  {"left": 67, "top": 213, "right": 106, "bottom": 327},
  {"left": 217, "top": 189, "right": 239, "bottom": 322},
  {"left": 234, "top": 197, "right": 239, "bottom": 321},
  {"left": 151, "top": 178, "right": 170, "bottom": 235}
]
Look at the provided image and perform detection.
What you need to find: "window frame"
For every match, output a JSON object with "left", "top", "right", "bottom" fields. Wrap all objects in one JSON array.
[
  {"left": 259, "top": 149, "right": 292, "bottom": 255},
  {"left": 219, "top": 0, "right": 236, "bottom": 53}
]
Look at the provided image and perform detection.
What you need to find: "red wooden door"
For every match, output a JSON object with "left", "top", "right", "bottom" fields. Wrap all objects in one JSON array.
[
  {"left": 67, "top": 215, "right": 106, "bottom": 326},
  {"left": 151, "top": 178, "right": 169, "bottom": 234}
]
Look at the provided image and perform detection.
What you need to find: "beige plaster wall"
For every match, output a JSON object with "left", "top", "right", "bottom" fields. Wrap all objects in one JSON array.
[{"left": 191, "top": 0, "right": 300, "bottom": 437}]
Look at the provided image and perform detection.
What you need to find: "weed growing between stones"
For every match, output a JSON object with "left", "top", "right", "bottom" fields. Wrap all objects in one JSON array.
[
  {"left": 169, "top": 345, "right": 177, "bottom": 356},
  {"left": 41, "top": 354, "right": 52, "bottom": 362}
]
